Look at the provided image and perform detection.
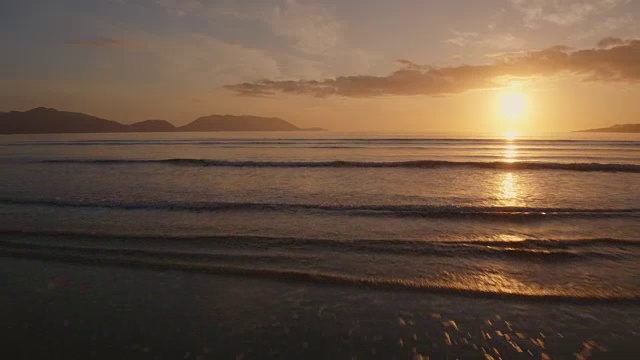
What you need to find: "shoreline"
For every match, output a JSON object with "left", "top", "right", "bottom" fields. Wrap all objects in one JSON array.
[
  {"left": 1, "top": 248, "right": 638, "bottom": 306},
  {"left": 2, "top": 258, "right": 639, "bottom": 359}
]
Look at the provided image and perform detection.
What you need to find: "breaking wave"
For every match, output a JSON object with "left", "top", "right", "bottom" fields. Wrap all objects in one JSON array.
[
  {"left": 41, "top": 158, "right": 640, "bottom": 172},
  {"left": 0, "top": 237, "right": 637, "bottom": 304},
  {"left": 1, "top": 197, "right": 638, "bottom": 220}
]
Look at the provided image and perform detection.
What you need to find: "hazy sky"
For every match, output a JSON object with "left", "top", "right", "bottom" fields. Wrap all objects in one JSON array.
[{"left": 1, "top": 0, "right": 639, "bottom": 132}]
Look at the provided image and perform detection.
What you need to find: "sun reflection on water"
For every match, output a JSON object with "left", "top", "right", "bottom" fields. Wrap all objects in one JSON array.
[
  {"left": 499, "top": 173, "right": 518, "bottom": 206},
  {"left": 492, "top": 234, "right": 526, "bottom": 242},
  {"left": 503, "top": 144, "right": 518, "bottom": 163},
  {"left": 439, "top": 267, "right": 536, "bottom": 296},
  {"left": 472, "top": 271, "right": 534, "bottom": 295}
]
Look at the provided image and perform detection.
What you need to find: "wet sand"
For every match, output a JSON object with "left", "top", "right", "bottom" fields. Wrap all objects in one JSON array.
[{"left": 2, "top": 258, "right": 639, "bottom": 359}]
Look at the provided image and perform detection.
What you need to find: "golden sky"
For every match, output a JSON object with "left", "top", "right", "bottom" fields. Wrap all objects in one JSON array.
[{"left": 1, "top": 0, "right": 639, "bottom": 132}]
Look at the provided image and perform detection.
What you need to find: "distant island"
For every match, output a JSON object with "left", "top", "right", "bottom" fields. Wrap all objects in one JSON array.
[
  {"left": 577, "top": 124, "right": 640, "bottom": 133},
  {"left": 0, "top": 107, "right": 326, "bottom": 134}
]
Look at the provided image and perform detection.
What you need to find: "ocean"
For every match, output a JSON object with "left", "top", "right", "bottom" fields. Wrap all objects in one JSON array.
[{"left": 1, "top": 131, "right": 639, "bottom": 359}]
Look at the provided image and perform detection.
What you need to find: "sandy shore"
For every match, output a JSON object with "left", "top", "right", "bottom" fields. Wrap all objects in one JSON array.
[{"left": 2, "top": 258, "right": 639, "bottom": 359}]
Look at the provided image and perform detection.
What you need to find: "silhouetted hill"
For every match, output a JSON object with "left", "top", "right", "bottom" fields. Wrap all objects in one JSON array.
[
  {"left": 0, "top": 107, "right": 127, "bottom": 134},
  {"left": 0, "top": 107, "right": 325, "bottom": 134},
  {"left": 178, "top": 115, "right": 301, "bottom": 132},
  {"left": 577, "top": 124, "right": 640, "bottom": 133},
  {"left": 128, "top": 120, "right": 176, "bottom": 132}
]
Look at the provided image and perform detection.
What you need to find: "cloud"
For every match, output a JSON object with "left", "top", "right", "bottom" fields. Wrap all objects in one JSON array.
[
  {"left": 395, "top": 59, "right": 431, "bottom": 71},
  {"left": 443, "top": 31, "right": 480, "bottom": 47},
  {"left": 152, "top": 0, "right": 250, "bottom": 19},
  {"left": 225, "top": 38, "right": 640, "bottom": 97},
  {"left": 444, "top": 31, "right": 525, "bottom": 50},
  {"left": 150, "top": 0, "right": 345, "bottom": 56},
  {"left": 569, "top": 14, "right": 634, "bottom": 41},
  {"left": 65, "top": 37, "right": 132, "bottom": 48},
  {"left": 509, "top": 0, "right": 630, "bottom": 28},
  {"left": 64, "top": 31, "right": 285, "bottom": 93},
  {"left": 597, "top": 36, "right": 631, "bottom": 48},
  {"left": 122, "top": 0, "right": 357, "bottom": 76},
  {"left": 487, "top": 8, "right": 507, "bottom": 30},
  {"left": 476, "top": 34, "right": 526, "bottom": 50},
  {"left": 137, "top": 33, "right": 282, "bottom": 84},
  {"left": 61, "top": 3, "right": 350, "bottom": 85},
  {"left": 264, "top": 0, "right": 343, "bottom": 55},
  {"left": 154, "top": 0, "right": 204, "bottom": 16}
]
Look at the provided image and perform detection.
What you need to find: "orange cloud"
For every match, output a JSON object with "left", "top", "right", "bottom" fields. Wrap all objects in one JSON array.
[
  {"left": 226, "top": 38, "right": 640, "bottom": 97},
  {"left": 597, "top": 37, "right": 631, "bottom": 48}
]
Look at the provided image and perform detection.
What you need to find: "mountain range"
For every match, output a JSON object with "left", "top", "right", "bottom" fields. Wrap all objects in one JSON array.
[
  {"left": 577, "top": 124, "right": 640, "bottom": 133},
  {"left": 0, "top": 107, "right": 326, "bottom": 134}
]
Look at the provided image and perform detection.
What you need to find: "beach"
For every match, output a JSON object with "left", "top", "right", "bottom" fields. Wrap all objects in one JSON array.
[{"left": 3, "top": 258, "right": 640, "bottom": 359}]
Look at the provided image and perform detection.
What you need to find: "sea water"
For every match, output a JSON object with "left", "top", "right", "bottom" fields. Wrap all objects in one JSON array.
[{"left": 1, "top": 131, "right": 639, "bottom": 358}]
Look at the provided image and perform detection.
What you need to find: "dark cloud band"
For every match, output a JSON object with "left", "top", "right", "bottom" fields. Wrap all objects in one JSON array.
[{"left": 225, "top": 38, "right": 640, "bottom": 97}]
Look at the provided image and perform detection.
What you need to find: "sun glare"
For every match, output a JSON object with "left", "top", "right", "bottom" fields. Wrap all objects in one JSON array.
[{"left": 498, "top": 91, "right": 527, "bottom": 121}]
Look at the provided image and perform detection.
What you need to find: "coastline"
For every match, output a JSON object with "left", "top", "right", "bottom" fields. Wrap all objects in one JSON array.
[{"left": 2, "top": 258, "right": 639, "bottom": 359}]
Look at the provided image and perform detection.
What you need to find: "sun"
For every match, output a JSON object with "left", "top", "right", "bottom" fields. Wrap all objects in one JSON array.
[{"left": 498, "top": 91, "right": 527, "bottom": 121}]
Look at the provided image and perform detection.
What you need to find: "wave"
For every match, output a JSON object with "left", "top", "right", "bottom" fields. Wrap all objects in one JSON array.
[
  {"left": 1, "top": 197, "right": 638, "bottom": 220},
  {"left": 0, "top": 237, "right": 611, "bottom": 262},
  {"left": 40, "top": 158, "right": 640, "bottom": 172},
  {"left": 2, "top": 229, "right": 638, "bottom": 247},
  {"left": 0, "top": 240, "right": 307, "bottom": 263},
  {"left": 1, "top": 230, "right": 637, "bottom": 259},
  {"left": 3, "top": 229, "right": 638, "bottom": 248},
  {"left": 0, "top": 238, "right": 637, "bottom": 304}
]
